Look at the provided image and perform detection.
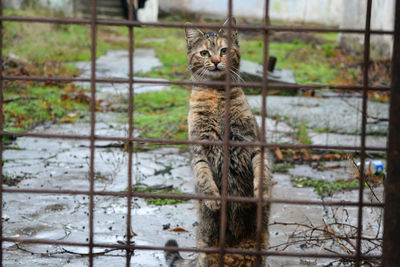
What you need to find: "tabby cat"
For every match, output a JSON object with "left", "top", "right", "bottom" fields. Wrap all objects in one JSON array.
[{"left": 165, "top": 18, "right": 271, "bottom": 267}]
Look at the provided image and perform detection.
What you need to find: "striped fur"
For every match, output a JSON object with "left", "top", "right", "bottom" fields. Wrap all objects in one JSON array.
[{"left": 165, "top": 18, "right": 271, "bottom": 267}]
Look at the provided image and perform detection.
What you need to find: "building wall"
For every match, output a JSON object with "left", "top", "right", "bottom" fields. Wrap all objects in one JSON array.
[
  {"left": 4, "top": 0, "right": 25, "bottom": 9},
  {"left": 270, "top": 0, "right": 342, "bottom": 25},
  {"left": 159, "top": 0, "right": 343, "bottom": 25},
  {"left": 339, "top": 0, "right": 395, "bottom": 58}
]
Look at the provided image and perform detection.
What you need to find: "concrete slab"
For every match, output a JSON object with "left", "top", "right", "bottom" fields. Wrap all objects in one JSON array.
[
  {"left": 74, "top": 49, "right": 170, "bottom": 97},
  {"left": 247, "top": 95, "right": 389, "bottom": 135}
]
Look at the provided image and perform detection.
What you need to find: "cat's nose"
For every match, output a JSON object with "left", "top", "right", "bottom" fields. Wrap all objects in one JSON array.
[{"left": 211, "top": 56, "right": 221, "bottom": 66}]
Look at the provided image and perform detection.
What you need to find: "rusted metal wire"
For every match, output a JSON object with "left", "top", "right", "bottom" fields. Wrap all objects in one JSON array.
[
  {"left": 0, "top": 236, "right": 383, "bottom": 260},
  {"left": 126, "top": 0, "right": 135, "bottom": 265},
  {"left": 355, "top": 1, "right": 373, "bottom": 266},
  {"left": 217, "top": 0, "right": 233, "bottom": 264},
  {"left": 88, "top": 0, "right": 98, "bottom": 265},
  {"left": 255, "top": 0, "right": 271, "bottom": 265},
  {"left": 1, "top": 75, "right": 392, "bottom": 91},
  {"left": 0, "top": 0, "right": 395, "bottom": 266},
  {"left": 0, "top": 0, "right": 3, "bottom": 264},
  {"left": 0, "top": 14, "right": 395, "bottom": 35},
  {"left": 383, "top": 0, "right": 400, "bottom": 266},
  {"left": 0, "top": 188, "right": 385, "bottom": 208},
  {"left": 0, "top": 130, "right": 388, "bottom": 152}
]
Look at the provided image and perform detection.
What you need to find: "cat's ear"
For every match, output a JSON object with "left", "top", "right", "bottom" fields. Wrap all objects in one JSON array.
[
  {"left": 218, "top": 17, "right": 238, "bottom": 45},
  {"left": 185, "top": 23, "right": 204, "bottom": 47}
]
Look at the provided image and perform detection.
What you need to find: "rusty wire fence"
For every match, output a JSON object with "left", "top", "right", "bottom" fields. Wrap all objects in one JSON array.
[{"left": 0, "top": 0, "right": 399, "bottom": 266}]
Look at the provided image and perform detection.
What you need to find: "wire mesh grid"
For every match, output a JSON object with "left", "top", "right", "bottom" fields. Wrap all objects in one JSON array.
[{"left": 0, "top": 0, "right": 397, "bottom": 266}]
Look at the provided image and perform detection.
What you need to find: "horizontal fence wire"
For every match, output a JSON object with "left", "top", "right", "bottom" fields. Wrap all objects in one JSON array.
[
  {"left": 0, "top": 15, "right": 395, "bottom": 35},
  {"left": 383, "top": 1, "right": 400, "bottom": 266},
  {"left": 0, "top": 131, "right": 388, "bottom": 151},
  {"left": 0, "top": 0, "right": 392, "bottom": 266},
  {"left": 2, "top": 75, "right": 392, "bottom": 91}
]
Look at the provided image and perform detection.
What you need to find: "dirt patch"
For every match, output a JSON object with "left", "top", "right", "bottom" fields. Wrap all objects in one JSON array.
[
  {"left": 3, "top": 55, "right": 79, "bottom": 87},
  {"left": 3, "top": 173, "right": 25, "bottom": 186}
]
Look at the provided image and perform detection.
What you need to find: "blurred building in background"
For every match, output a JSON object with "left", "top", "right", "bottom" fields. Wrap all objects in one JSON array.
[{"left": 4, "top": 0, "right": 394, "bottom": 57}]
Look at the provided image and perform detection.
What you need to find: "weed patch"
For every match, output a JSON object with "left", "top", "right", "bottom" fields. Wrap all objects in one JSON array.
[
  {"left": 291, "top": 176, "right": 360, "bottom": 198},
  {"left": 273, "top": 164, "right": 295, "bottom": 173},
  {"left": 131, "top": 183, "right": 187, "bottom": 205},
  {"left": 4, "top": 83, "right": 89, "bottom": 132},
  {"left": 120, "top": 88, "right": 189, "bottom": 142}
]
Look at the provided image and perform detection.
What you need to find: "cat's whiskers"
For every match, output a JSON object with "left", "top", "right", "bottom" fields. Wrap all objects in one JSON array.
[{"left": 230, "top": 69, "right": 244, "bottom": 83}]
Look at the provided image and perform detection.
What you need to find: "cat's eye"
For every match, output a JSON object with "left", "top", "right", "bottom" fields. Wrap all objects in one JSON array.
[
  {"left": 200, "top": 50, "right": 210, "bottom": 57},
  {"left": 220, "top": 48, "right": 227, "bottom": 56}
]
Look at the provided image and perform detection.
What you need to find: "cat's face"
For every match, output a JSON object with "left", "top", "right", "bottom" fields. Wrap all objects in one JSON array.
[{"left": 185, "top": 18, "right": 240, "bottom": 82}]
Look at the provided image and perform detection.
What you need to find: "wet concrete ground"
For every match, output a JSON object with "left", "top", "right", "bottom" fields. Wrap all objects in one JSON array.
[
  {"left": 248, "top": 95, "right": 388, "bottom": 148},
  {"left": 2, "top": 49, "right": 386, "bottom": 266},
  {"left": 74, "top": 49, "right": 170, "bottom": 99}
]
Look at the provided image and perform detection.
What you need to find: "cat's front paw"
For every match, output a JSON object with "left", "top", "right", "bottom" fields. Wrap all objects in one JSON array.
[{"left": 204, "top": 199, "right": 221, "bottom": 211}]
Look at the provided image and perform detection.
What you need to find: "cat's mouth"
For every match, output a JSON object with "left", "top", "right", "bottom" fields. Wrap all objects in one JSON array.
[{"left": 209, "top": 67, "right": 224, "bottom": 72}]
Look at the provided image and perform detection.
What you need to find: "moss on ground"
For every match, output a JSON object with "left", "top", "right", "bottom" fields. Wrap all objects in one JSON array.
[
  {"left": 131, "top": 183, "right": 188, "bottom": 205},
  {"left": 291, "top": 176, "right": 360, "bottom": 198}
]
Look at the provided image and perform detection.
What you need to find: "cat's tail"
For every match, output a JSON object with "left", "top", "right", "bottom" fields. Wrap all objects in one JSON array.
[{"left": 164, "top": 239, "right": 184, "bottom": 267}]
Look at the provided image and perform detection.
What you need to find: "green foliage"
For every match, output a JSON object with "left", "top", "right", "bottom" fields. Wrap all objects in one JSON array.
[
  {"left": 296, "top": 123, "right": 312, "bottom": 145},
  {"left": 321, "top": 43, "right": 339, "bottom": 58},
  {"left": 4, "top": 9, "right": 127, "bottom": 63},
  {"left": 131, "top": 183, "right": 187, "bottom": 205},
  {"left": 4, "top": 85, "right": 88, "bottom": 132},
  {"left": 292, "top": 176, "right": 360, "bottom": 198},
  {"left": 273, "top": 164, "right": 295, "bottom": 172},
  {"left": 132, "top": 88, "right": 189, "bottom": 140},
  {"left": 240, "top": 40, "right": 340, "bottom": 85},
  {"left": 134, "top": 27, "right": 188, "bottom": 81}
]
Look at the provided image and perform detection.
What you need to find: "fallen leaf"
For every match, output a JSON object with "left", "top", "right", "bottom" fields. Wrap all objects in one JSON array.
[
  {"left": 323, "top": 154, "right": 341, "bottom": 161},
  {"left": 319, "top": 165, "right": 340, "bottom": 170},
  {"left": 274, "top": 147, "right": 284, "bottom": 162},
  {"left": 67, "top": 113, "right": 79, "bottom": 119},
  {"left": 310, "top": 155, "right": 321, "bottom": 161},
  {"left": 169, "top": 227, "right": 188, "bottom": 232},
  {"left": 300, "top": 149, "right": 310, "bottom": 160},
  {"left": 59, "top": 118, "right": 74, "bottom": 124}
]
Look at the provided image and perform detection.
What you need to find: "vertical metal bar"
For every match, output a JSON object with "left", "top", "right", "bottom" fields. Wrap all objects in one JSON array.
[
  {"left": 218, "top": 0, "right": 233, "bottom": 265},
  {"left": 126, "top": 0, "right": 135, "bottom": 265},
  {"left": 0, "top": 0, "right": 3, "bottom": 265},
  {"left": 89, "top": 0, "right": 98, "bottom": 265},
  {"left": 355, "top": 0, "right": 372, "bottom": 265},
  {"left": 255, "top": 0, "right": 270, "bottom": 266},
  {"left": 382, "top": 0, "right": 400, "bottom": 265}
]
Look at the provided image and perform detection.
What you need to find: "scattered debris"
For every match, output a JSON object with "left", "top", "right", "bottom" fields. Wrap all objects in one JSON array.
[{"left": 169, "top": 227, "right": 188, "bottom": 232}]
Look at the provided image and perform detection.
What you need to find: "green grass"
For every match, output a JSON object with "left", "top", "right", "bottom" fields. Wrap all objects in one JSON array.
[
  {"left": 4, "top": 9, "right": 128, "bottom": 62},
  {"left": 295, "top": 123, "right": 312, "bottom": 145},
  {"left": 133, "top": 89, "right": 189, "bottom": 140},
  {"left": 273, "top": 164, "right": 295, "bottom": 172},
  {"left": 4, "top": 84, "right": 89, "bottom": 132},
  {"left": 133, "top": 27, "right": 188, "bottom": 81},
  {"left": 131, "top": 183, "right": 187, "bottom": 205},
  {"left": 240, "top": 40, "right": 340, "bottom": 85},
  {"left": 117, "top": 87, "right": 190, "bottom": 142},
  {"left": 291, "top": 176, "right": 360, "bottom": 198}
]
